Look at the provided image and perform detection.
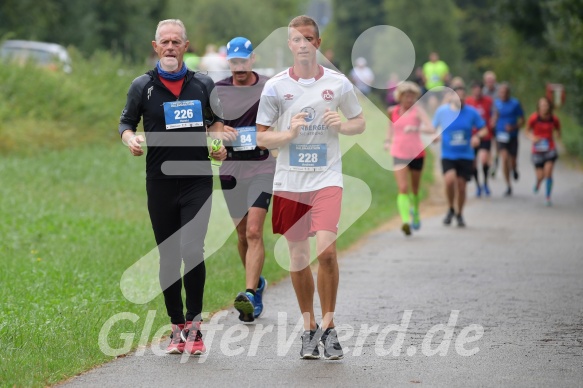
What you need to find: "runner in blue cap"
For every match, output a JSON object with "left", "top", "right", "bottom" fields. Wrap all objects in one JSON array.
[{"left": 215, "top": 37, "right": 275, "bottom": 323}]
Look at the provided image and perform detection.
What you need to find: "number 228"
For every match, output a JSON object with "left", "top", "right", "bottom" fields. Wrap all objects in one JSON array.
[{"left": 298, "top": 153, "right": 318, "bottom": 163}]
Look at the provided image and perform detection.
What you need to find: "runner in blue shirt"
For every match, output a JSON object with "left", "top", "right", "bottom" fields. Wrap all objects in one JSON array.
[
  {"left": 433, "top": 83, "right": 489, "bottom": 227},
  {"left": 492, "top": 83, "right": 524, "bottom": 196}
]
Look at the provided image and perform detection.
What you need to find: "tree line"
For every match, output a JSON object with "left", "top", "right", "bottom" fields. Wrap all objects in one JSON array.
[
  {"left": 0, "top": 0, "right": 307, "bottom": 62},
  {"left": 1, "top": 0, "right": 582, "bottom": 137}
]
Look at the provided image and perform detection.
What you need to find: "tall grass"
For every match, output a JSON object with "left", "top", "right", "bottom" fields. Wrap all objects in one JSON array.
[
  {"left": 0, "top": 48, "right": 147, "bottom": 154},
  {"left": 557, "top": 112, "right": 583, "bottom": 160},
  {"left": 0, "top": 51, "right": 433, "bottom": 386}
]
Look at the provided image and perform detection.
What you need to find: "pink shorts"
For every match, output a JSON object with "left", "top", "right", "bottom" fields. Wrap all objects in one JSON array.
[{"left": 272, "top": 186, "right": 342, "bottom": 242}]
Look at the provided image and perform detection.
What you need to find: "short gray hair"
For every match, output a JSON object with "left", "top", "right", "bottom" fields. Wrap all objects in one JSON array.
[{"left": 155, "top": 19, "right": 187, "bottom": 42}]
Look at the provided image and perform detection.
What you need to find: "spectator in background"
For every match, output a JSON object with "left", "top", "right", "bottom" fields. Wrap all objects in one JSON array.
[
  {"left": 199, "top": 44, "right": 229, "bottom": 81},
  {"left": 322, "top": 48, "right": 341, "bottom": 71},
  {"left": 385, "top": 72, "right": 399, "bottom": 108},
  {"left": 146, "top": 48, "right": 158, "bottom": 68},
  {"left": 422, "top": 51, "right": 450, "bottom": 113},
  {"left": 412, "top": 66, "right": 426, "bottom": 95},
  {"left": 183, "top": 45, "right": 200, "bottom": 71},
  {"left": 350, "top": 57, "right": 374, "bottom": 96}
]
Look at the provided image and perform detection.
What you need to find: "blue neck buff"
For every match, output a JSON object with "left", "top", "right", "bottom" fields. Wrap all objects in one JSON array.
[{"left": 156, "top": 61, "right": 187, "bottom": 81}]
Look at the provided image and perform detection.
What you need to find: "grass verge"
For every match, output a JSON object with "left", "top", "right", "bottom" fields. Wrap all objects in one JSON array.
[{"left": 0, "top": 141, "right": 433, "bottom": 386}]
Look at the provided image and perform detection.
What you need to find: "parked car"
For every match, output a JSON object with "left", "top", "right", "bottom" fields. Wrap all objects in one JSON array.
[{"left": 0, "top": 40, "right": 72, "bottom": 73}]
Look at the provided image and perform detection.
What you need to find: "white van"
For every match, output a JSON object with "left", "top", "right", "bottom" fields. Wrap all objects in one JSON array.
[{"left": 0, "top": 40, "right": 72, "bottom": 73}]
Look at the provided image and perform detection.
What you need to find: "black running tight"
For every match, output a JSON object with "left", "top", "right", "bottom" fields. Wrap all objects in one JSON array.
[{"left": 146, "top": 178, "right": 212, "bottom": 324}]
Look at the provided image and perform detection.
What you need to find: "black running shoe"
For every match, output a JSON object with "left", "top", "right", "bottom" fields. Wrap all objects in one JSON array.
[
  {"left": 504, "top": 187, "right": 512, "bottom": 197},
  {"left": 320, "top": 327, "right": 344, "bottom": 360},
  {"left": 443, "top": 208, "right": 455, "bottom": 225},
  {"left": 401, "top": 223, "right": 411, "bottom": 236},
  {"left": 300, "top": 326, "right": 321, "bottom": 359},
  {"left": 456, "top": 214, "right": 466, "bottom": 228},
  {"left": 513, "top": 169, "right": 519, "bottom": 181}
]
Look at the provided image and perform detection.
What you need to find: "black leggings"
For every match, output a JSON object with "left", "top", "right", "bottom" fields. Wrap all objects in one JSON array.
[{"left": 146, "top": 178, "right": 213, "bottom": 324}]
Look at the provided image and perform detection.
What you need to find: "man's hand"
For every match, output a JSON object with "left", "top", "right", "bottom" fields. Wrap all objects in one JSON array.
[
  {"left": 471, "top": 134, "right": 480, "bottom": 148},
  {"left": 505, "top": 123, "right": 514, "bottom": 132},
  {"left": 324, "top": 108, "right": 342, "bottom": 133},
  {"left": 289, "top": 112, "right": 308, "bottom": 140},
  {"left": 210, "top": 145, "right": 227, "bottom": 161},
  {"left": 220, "top": 125, "right": 239, "bottom": 142},
  {"left": 123, "top": 131, "right": 145, "bottom": 156}
]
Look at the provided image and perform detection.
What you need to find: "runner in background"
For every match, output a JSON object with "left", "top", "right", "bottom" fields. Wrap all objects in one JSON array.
[
  {"left": 482, "top": 71, "right": 500, "bottom": 178},
  {"left": 465, "top": 81, "right": 494, "bottom": 197},
  {"left": 215, "top": 37, "right": 275, "bottom": 323},
  {"left": 492, "top": 83, "right": 524, "bottom": 196},
  {"left": 482, "top": 71, "right": 499, "bottom": 99},
  {"left": 422, "top": 52, "right": 450, "bottom": 114},
  {"left": 385, "top": 81, "right": 434, "bottom": 236},
  {"left": 350, "top": 57, "right": 374, "bottom": 97},
  {"left": 433, "top": 81, "right": 489, "bottom": 227},
  {"left": 526, "top": 97, "right": 561, "bottom": 206}
]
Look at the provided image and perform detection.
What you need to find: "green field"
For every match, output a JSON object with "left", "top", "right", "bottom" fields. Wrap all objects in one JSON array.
[{"left": 0, "top": 60, "right": 435, "bottom": 386}]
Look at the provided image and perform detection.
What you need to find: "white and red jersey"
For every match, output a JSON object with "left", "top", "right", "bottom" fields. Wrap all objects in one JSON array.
[{"left": 256, "top": 65, "right": 362, "bottom": 192}]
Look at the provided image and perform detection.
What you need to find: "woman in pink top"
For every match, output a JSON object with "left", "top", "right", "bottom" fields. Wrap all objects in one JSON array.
[{"left": 384, "top": 81, "right": 435, "bottom": 236}]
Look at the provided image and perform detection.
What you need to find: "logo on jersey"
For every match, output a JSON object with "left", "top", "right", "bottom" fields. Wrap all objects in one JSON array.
[
  {"left": 284, "top": 93, "right": 294, "bottom": 100},
  {"left": 322, "top": 89, "right": 334, "bottom": 101},
  {"left": 147, "top": 86, "right": 153, "bottom": 100},
  {"left": 300, "top": 107, "right": 316, "bottom": 122}
]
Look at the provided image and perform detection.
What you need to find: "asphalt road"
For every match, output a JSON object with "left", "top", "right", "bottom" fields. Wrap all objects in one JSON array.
[{"left": 62, "top": 137, "right": 583, "bottom": 387}]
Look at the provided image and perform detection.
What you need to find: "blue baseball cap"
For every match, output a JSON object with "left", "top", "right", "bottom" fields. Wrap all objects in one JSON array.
[{"left": 226, "top": 37, "right": 253, "bottom": 60}]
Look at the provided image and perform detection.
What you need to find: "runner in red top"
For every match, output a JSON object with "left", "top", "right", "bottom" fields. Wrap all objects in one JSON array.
[
  {"left": 465, "top": 81, "right": 494, "bottom": 197},
  {"left": 526, "top": 97, "right": 561, "bottom": 206}
]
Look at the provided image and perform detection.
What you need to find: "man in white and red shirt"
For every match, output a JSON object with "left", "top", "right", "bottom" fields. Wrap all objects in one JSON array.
[{"left": 257, "top": 15, "right": 365, "bottom": 360}]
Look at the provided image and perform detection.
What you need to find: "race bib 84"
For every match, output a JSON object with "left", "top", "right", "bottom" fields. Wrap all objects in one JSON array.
[{"left": 232, "top": 126, "right": 257, "bottom": 151}]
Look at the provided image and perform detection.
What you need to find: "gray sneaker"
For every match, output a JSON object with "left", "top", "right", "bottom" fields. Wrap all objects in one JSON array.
[
  {"left": 319, "top": 327, "right": 344, "bottom": 360},
  {"left": 300, "top": 326, "right": 321, "bottom": 359}
]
